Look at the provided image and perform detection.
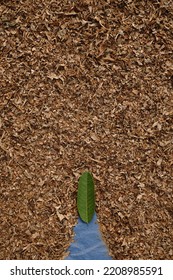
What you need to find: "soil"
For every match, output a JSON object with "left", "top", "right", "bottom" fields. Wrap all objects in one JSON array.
[{"left": 0, "top": 0, "right": 173, "bottom": 259}]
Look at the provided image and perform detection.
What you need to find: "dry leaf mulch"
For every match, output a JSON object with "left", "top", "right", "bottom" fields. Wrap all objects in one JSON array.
[{"left": 0, "top": 0, "right": 173, "bottom": 259}]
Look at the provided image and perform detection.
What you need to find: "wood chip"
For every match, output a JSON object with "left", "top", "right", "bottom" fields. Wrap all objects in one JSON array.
[{"left": 0, "top": 0, "right": 172, "bottom": 260}]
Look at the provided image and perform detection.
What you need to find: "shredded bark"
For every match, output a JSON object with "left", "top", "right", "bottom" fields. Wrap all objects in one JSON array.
[{"left": 0, "top": 0, "right": 173, "bottom": 259}]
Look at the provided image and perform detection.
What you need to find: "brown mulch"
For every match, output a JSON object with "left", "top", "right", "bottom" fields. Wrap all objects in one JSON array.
[{"left": 0, "top": 0, "right": 173, "bottom": 260}]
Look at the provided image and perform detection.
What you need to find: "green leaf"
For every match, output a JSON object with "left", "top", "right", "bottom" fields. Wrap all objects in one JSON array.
[{"left": 77, "top": 171, "right": 95, "bottom": 223}]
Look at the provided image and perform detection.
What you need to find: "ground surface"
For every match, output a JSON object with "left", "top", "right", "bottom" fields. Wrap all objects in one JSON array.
[{"left": 0, "top": 0, "right": 173, "bottom": 260}]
